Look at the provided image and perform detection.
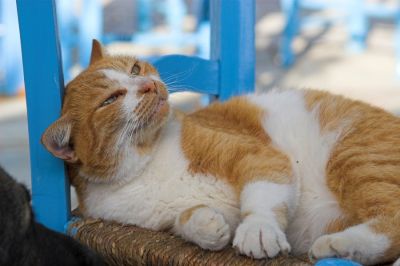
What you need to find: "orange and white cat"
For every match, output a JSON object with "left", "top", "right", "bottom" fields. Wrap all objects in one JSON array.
[{"left": 42, "top": 40, "right": 400, "bottom": 265}]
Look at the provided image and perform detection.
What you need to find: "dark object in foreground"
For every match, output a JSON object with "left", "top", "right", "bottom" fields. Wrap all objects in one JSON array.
[
  {"left": 69, "top": 217, "right": 311, "bottom": 266},
  {"left": 0, "top": 166, "right": 105, "bottom": 266}
]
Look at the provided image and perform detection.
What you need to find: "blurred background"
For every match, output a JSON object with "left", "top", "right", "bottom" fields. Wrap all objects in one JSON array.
[{"left": 1, "top": 0, "right": 400, "bottom": 205}]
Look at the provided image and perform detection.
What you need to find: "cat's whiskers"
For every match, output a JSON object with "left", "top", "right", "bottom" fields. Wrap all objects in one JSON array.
[
  {"left": 161, "top": 65, "right": 197, "bottom": 93},
  {"left": 160, "top": 68, "right": 194, "bottom": 84},
  {"left": 113, "top": 112, "right": 142, "bottom": 154},
  {"left": 165, "top": 84, "right": 197, "bottom": 93},
  {"left": 112, "top": 93, "right": 149, "bottom": 152}
]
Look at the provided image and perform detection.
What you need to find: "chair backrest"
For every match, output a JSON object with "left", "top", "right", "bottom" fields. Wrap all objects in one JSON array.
[{"left": 16, "top": 0, "right": 255, "bottom": 232}]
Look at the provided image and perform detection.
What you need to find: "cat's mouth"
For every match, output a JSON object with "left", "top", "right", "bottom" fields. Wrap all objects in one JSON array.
[
  {"left": 134, "top": 96, "right": 169, "bottom": 131},
  {"left": 152, "top": 98, "right": 168, "bottom": 116}
]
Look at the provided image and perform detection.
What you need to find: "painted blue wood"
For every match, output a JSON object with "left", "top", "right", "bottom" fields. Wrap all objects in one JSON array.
[
  {"left": 347, "top": 0, "right": 368, "bottom": 52},
  {"left": 315, "top": 258, "right": 362, "bottom": 266},
  {"left": 16, "top": 0, "right": 70, "bottom": 233},
  {"left": 78, "top": 0, "right": 102, "bottom": 68},
  {"left": 210, "top": 0, "right": 255, "bottom": 101},
  {"left": 166, "top": 0, "right": 186, "bottom": 38},
  {"left": 281, "top": 0, "right": 299, "bottom": 67},
  {"left": 57, "top": 0, "right": 77, "bottom": 82},
  {"left": 153, "top": 55, "right": 218, "bottom": 95},
  {"left": 365, "top": 4, "right": 400, "bottom": 19},
  {"left": 300, "top": 0, "right": 347, "bottom": 11},
  {"left": 132, "top": 0, "right": 208, "bottom": 56},
  {"left": 281, "top": 0, "right": 400, "bottom": 66},
  {"left": 137, "top": 0, "right": 153, "bottom": 32},
  {"left": 1, "top": 0, "right": 24, "bottom": 95},
  {"left": 194, "top": 0, "right": 210, "bottom": 59}
]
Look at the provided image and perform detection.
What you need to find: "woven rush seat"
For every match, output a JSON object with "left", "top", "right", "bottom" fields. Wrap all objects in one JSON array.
[{"left": 68, "top": 218, "right": 312, "bottom": 266}]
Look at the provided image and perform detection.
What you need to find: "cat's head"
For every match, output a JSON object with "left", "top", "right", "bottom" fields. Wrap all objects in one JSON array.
[{"left": 41, "top": 40, "right": 169, "bottom": 184}]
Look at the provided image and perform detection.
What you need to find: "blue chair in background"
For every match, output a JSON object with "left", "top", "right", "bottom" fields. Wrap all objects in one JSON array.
[
  {"left": 0, "top": 0, "right": 24, "bottom": 96},
  {"left": 56, "top": 0, "right": 102, "bottom": 81},
  {"left": 132, "top": 0, "right": 211, "bottom": 59},
  {"left": 281, "top": 0, "right": 400, "bottom": 75}
]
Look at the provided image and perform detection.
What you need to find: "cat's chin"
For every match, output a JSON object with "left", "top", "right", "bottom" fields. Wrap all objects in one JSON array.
[
  {"left": 150, "top": 98, "right": 170, "bottom": 122},
  {"left": 136, "top": 100, "right": 170, "bottom": 134}
]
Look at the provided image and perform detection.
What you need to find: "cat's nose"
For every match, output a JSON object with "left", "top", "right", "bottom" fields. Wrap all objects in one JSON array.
[{"left": 138, "top": 81, "right": 157, "bottom": 96}]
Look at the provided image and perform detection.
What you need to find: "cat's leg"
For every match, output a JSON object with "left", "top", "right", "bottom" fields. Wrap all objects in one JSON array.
[
  {"left": 173, "top": 205, "right": 231, "bottom": 250},
  {"left": 309, "top": 178, "right": 400, "bottom": 265},
  {"left": 233, "top": 181, "right": 294, "bottom": 259},
  {"left": 310, "top": 216, "right": 400, "bottom": 265},
  {"left": 232, "top": 147, "right": 295, "bottom": 259}
]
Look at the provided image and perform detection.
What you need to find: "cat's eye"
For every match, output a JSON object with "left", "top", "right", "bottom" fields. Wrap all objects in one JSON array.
[
  {"left": 100, "top": 91, "right": 125, "bottom": 108},
  {"left": 131, "top": 63, "right": 141, "bottom": 75},
  {"left": 101, "top": 95, "right": 118, "bottom": 107}
]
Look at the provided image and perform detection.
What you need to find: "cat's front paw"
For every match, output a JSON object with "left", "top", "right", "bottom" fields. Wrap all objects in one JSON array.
[
  {"left": 181, "top": 207, "right": 231, "bottom": 251},
  {"left": 233, "top": 215, "right": 291, "bottom": 259}
]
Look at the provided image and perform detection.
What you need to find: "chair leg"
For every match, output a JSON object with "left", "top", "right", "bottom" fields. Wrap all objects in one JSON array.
[
  {"left": 210, "top": 0, "right": 255, "bottom": 100},
  {"left": 281, "top": 0, "right": 300, "bottom": 67},
  {"left": 57, "top": 0, "right": 76, "bottom": 82},
  {"left": 347, "top": 0, "right": 368, "bottom": 53},
  {"left": 165, "top": 0, "right": 186, "bottom": 44},
  {"left": 17, "top": 0, "right": 70, "bottom": 233},
  {"left": 78, "top": 0, "right": 102, "bottom": 68},
  {"left": 137, "top": 0, "right": 153, "bottom": 32}
]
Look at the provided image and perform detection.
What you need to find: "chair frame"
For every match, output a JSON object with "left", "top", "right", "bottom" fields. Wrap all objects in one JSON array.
[
  {"left": 16, "top": 0, "right": 255, "bottom": 232},
  {"left": 281, "top": 0, "right": 400, "bottom": 73}
]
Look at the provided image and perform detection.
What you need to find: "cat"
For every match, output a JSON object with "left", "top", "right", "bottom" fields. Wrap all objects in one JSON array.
[
  {"left": 0, "top": 165, "right": 105, "bottom": 266},
  {"left": 41, "top": 39, "right": 400, "bottom": 265}
]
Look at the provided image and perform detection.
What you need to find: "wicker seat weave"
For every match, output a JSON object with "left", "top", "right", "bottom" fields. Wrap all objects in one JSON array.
[{"left": 68, "top": 218, "right": 312, "bottom": 266}]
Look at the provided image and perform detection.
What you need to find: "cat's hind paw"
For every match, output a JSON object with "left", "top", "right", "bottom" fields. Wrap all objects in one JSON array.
[
  {"left": 309, "top": 228, "right": 388, "bottom": 266},
  {"left": 310, "top": 234, "right": 351, "bottom": 261},
  {"left": 233, "top": 215, "right": 291, "bottom": 259}
]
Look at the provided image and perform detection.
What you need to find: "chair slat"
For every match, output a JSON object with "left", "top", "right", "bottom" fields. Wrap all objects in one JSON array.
[
  {"left": 17, "top": 0, "right": 70, "bottom": 232},
  {"left": 153, "top": 55, "right": 219, "bottom": 95},
  {"left": 210, "top": 0, "right": 255, "bottom": 100}
]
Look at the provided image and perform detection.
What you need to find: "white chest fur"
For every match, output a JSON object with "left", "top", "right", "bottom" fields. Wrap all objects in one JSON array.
[
  {"left": 84, "top": 119, "right": 240, "bottom": 231},
  {"left": 247, "top": 90, "right": 344, "bottom": 254}
]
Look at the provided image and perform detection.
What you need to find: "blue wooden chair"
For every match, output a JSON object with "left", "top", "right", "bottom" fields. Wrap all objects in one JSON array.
[
  {"left": 281, "top": 0, "right": 400, "bottom": 75},
  {"left": 15, "top": 0, "right": 263, "bottom": 264},
  {"left": 17, "top": 0, "right": 255, "bottom": 233},
  {"left": 16, "top": 1, "right": 358, "bottom": 265}
]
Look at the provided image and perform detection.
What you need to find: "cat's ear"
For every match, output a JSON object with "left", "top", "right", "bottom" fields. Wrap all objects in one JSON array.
[
  {"left": 41, "top": 114, "right": 78, "bottom": 163},
  {"left": 89, "top": 39, "right": 104, "bottom": 65}
]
